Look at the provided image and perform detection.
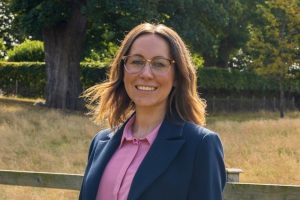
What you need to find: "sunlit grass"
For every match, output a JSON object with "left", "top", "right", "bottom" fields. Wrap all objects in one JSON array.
[
  {"left": 207, "top": 117, "right": 300, "bottom": 185},
  {"left": 0, "top": 96, "right": 299, "bottom": 199}
]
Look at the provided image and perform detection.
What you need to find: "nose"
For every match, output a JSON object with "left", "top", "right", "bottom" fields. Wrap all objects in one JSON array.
[{"left": 139, "top": 61, "right": 154, "bottom": 78}]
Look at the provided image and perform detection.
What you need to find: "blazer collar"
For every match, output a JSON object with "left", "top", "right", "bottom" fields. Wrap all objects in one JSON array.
[
  {"left": 128, "top": 116, "right": 186, "bottom": 200},
  {"left": 86, "top": 121, "right": 125, "bottom": 200}
]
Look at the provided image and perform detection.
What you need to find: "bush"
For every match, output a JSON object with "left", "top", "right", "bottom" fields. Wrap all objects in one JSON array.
[{"left": 7, "top": 40, "right": 44, "bottom": 62}]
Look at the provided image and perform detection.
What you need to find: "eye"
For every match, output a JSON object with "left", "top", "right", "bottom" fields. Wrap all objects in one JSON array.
[
  {"left": 131, "top": 60, "right": 144, "bottom": 65},
  {"left": 152, "top": 58, "right": 169, "bottom": 68},
  {"left": 127, "top": 56, "right": 145, "bottom": 66}
]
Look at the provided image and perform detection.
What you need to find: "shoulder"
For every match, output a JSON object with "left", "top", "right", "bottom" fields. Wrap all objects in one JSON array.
[
  {"left": 93, "top": 128, "right": 112, "bottom": 141},
  {"left": 180, "top": 121, "right": 224, "bottom": 155},
  {"left": 182, "top": 121, "right": 221, "bottom": 142},
  {"left": 87, "top": 128, "right": 113, "bottom": 156}
]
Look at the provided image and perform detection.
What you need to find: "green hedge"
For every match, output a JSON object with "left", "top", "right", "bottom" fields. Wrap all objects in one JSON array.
[
  {"left": 0, "top": 62, "right": 46, "bottom": 97},
  {"left": 198, "top": 68, "right": 300, "bottom": 95},
  {"left": 1, "top": 61, "right": 300, "bottom": 98},
  {"left": 0, "top": 62, "right": 108, "bottom": 97}
]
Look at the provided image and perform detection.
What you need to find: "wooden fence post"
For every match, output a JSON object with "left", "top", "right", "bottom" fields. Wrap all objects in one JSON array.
[
  {"left": 226, "top": 168, "right": 243, "bottom": 182},
  {"left": 15, "top": 80, "right": 18, "bottom": 96}
]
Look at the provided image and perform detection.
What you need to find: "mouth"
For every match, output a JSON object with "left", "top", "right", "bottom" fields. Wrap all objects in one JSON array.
[{"left": 135, "top": 85, "right": 157, "bottom": 91}]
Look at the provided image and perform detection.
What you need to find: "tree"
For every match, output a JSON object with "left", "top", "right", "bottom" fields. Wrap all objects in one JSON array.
[
  {"left": 215, "top": 0, "right": 263, "bottom": 68},
  {"left": 246, "top": 0, "right": 300, "bottom": 117},
  {"left": 10, "top": 0, "right": 87, "bottom": 110}
]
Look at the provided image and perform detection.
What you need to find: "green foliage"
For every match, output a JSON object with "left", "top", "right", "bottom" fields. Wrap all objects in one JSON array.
[
  {"left": 80, "top": 62, "right": 108, "bottom": 90},
  {"left": 82, "top": 0, "right": 232, "bottom": 65},
  {"left": 0, "top": 62, "right": 108, "bottom": 97},
  {"left": 191, "top": 53, "right": 204, "bottom": 69},
  {"left": 1, "top": 62, "right": 300, "bottom": 98},
  {"left": 198, "top": 67, "right": 279, "bottom": 94},
  {"left": 246, "top": 0, "right": 300, "bottom": 81},
  {"left": 7, "top": 39, "right": 44, "bottom": 62},
  {"left": 0, "top": 0, "right": 18, "bottom": 49},
  {"left": 215, "top": 0, "right": 261, "bottom": 67},
  {"left": 84, "top": 42, "right": 119, "bottom": 64},
  {"left": 0, "top": 61, "right": 46, "bottom": 97},
  {"left": 10, "top": 0, "right": 72, "bottom": 37},
  {"left": 7, "top": 0, "right": 269, "bottom": 68},
  {"left": 0, "top": 38, "right": 6, "bottom": 59}
]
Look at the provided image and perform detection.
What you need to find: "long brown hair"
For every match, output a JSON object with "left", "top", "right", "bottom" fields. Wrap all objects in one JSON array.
[{"left": 83, "top": 23, "right": 206, "bottom": 128}]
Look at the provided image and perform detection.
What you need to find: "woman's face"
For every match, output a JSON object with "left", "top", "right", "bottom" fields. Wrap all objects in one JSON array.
[{"left": 123, "top": 34, "right": 176, "bottom": 112}]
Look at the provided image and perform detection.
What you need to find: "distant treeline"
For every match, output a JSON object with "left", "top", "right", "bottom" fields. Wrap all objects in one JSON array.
[{"left": 1, "top": 62, "right": 300, "bottom": 110}]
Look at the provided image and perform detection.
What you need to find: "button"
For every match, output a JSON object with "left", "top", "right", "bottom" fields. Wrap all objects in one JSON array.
[{"left": 133, "top": 138, "right": 139, "bottom": 145}]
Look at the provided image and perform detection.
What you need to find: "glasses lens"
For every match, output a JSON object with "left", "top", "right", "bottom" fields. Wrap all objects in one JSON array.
[
  {"left": 125, "top": 55, "right": 145, "bottom": 73},
  {"left": 151, "top": 58, "right": 171, "bottom": 73}
]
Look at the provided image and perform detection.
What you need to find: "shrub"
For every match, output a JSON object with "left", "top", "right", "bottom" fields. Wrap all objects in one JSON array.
[{"left": 7, "top": 40, "right": 44, "bottom": 62}]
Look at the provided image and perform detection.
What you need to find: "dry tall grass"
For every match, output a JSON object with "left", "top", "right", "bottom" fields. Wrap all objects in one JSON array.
[
  {"left": 0, "top": 97, "right": 99, "bottom": 199},
  {"left": 0, "top": 97, "right": 299, "bottom": 199},
  {"left": 207, "top": 115, "right": 300, "bottom": 185}
]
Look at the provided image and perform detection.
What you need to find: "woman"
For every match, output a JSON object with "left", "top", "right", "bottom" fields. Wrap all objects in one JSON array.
[{"left": 79, "top": 23, "right": 226, "bottom": 200}]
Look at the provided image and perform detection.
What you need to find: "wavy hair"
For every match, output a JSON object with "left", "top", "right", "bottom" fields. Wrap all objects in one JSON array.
[{"left": 83, "top": 23, "right": 206, "bottom": 128}]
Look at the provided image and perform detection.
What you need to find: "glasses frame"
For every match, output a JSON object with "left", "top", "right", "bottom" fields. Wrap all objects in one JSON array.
[{"left": 122, "top": 55, "right": 175, "bottom": 75}]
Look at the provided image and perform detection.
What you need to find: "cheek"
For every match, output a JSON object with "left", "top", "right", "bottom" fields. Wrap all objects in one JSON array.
[
  {"left": 165, "top": 70, "right": 176, "bottom": 88},
  {"left": 123, "top": 73, "right": 135, "bottom": 93},
  {"left": 123, "top": 72, "right": 130, "bottom": 86}
]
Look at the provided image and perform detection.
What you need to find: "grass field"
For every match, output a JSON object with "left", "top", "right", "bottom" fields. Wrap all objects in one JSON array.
[{"left": 0, "top": 96, "right": 300, "bottom": 199}]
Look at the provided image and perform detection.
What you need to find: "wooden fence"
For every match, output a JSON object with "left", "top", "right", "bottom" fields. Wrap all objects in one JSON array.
[{"left": 0, "top": 169, "right": 300, "bottom": 199}]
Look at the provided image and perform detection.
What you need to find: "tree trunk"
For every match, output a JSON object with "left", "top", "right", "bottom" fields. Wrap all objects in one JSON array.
[
  {"left": 43, "top": 2, "right": 87, "bottom": 110},
  {"left": 202, "top": 52, "right": 217, "bottom": 67},
  {"left": 279, "top": 81, "right": 285, "bottom": 118},
  {"left": 216, "top": 38, "right": 231, "bottom": 68}
]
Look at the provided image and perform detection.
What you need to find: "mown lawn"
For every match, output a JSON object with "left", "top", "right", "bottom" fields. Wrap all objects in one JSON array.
[{"left": 0, "top": 96, "right": 300, "bottom": 199}]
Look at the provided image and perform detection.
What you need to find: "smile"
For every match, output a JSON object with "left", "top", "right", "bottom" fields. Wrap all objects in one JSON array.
[{"left": 136, "top": 85, "right": 157, "bottom": 91}]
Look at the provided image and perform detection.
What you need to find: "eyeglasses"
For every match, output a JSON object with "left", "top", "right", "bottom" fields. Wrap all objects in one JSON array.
[{"left": 122, "top": 55, "right": 175, "bottom": 75}]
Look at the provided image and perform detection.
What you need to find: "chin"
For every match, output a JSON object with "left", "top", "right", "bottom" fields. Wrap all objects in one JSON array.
[{"left": 134, "top": 100, "right": 167, "bottom": 110}]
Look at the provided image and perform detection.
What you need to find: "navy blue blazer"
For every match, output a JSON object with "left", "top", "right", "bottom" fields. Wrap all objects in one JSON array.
[{"left": 79, "top": 117, "right": 226, "bottom": 200}]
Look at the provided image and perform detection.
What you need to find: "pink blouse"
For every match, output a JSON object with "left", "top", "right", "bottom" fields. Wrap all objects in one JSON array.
[{"left": 96, "top": 116, "right": 161, "bottom": 200}]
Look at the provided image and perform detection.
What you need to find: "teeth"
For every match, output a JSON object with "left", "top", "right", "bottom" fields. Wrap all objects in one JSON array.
[{"left": 136, "top": 85, "right": 156, "bottom": 91}]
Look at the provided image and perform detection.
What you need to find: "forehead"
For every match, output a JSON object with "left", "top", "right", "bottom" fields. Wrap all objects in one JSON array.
[{"left": 129, "top": 34, "right": 171, "bottom": 58}]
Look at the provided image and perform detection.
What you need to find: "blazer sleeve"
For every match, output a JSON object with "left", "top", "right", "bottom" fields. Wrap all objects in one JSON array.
[{"left": 188, "top": 132, "right": 226, "bottom": 200}]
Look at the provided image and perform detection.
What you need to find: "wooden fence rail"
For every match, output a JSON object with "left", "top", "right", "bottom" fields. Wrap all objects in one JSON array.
[
  {"left": 0, "top": 169, "right": 82, "bottom": 190},
  {"left": 224, "top": 182, "right": 300, "bottom": 200},
  {"left": 1, "top": 169, "right": 300, "bottom": 199}
]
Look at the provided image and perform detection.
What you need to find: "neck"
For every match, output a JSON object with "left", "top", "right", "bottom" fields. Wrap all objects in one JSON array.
[{"left": 132, "top": 106, "right": 166, "bottom": 138}]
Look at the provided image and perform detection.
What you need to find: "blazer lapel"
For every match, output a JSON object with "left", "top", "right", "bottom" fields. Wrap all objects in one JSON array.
[
  {"left": 128, "top": 118, "right": 186, "bottom": 200},
  {"left": 86, "top": 126, "right": 123, "bottom": 200}
]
